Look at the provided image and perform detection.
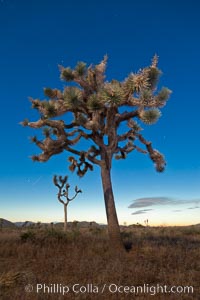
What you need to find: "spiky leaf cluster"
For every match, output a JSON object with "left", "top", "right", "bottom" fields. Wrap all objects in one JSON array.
[
  {"left": 140, "top": 89, "right": 152, "bottom": 102},
  {"left": 101, "top": 81, "right": 124, "bottom": 105},
  {"left": 146, "top": 67, "right": 162, "bottom": 90},
  {"left": 63, "top": 87, "right": 82, "bottom": 109},
  {"left": 43, "top": 88, "right": 57, "bottom": 98},
  {"left": 139, "top": 109, "right": 161, "bottom": 125},
  {"left": 156, "top": 87, "right": 172, "bottom": 103},
  {"left": 123, "top": 69, "right": 152, "bottom": 95},
  {"left": 60, "top": 67, "right": 75, "bottom": 81},
  {"left": 132, "top": 71, "right": 150, "bottom": 93},
  {"left": 87, "top": 94, "right": 103, "bottom": 111},
  {"left": 41, "top": 101, "right": 57, "bottom": 117},
  {"left": 75, "top": 61, "right": 87, "bottom": 76}
]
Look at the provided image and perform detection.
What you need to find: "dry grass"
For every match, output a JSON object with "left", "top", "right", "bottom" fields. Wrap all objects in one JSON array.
[{"left": 0, "top": 226, "right": 199, "bottom": 299}]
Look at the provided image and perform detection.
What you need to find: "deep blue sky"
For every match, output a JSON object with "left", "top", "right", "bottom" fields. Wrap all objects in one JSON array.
[{"left": 0, "top": 0, "right": 200, "bottom": 225}]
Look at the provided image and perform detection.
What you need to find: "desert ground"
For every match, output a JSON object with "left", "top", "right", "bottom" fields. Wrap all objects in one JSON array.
[{"left": 0, "top": 222, "right": 199, "bottom": 299}]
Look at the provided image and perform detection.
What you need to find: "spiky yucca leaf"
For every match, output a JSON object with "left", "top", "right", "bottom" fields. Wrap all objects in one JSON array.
[
  {"left": 151, "top": 54, "right": 159, "bottom": 68},
  {"left": 44, "top": 88, "right": 56, "bottom": 98},
  {"left": 140, "top": 109, "right": 161, "bottom": 125},
  {"left": 61, "top": 67, "right": 75, "bottom": 81},
  {"left": 123, "top": 71, "right": 149, "bottom": 94},
  {"left": 142, "top": 54, "right": 161, "bottom": 90},
  {"left": 75, "top": 61, "right": 87, "bottom": 76},
  {"left": 88, "top": 94, "right": 103, "bottom": 111},
  {"left": 41, "top": 101, "right": 56, "bottom": 117},
  {"left": 46, "top": 106, "right": 56, "bottom": 117},
  {"left": 133, "top": 72, "right": 149, "bottom": 93},
  {"left": 140, "top": 89, "right": 152, "bottom": 101},
  {"left": 157, "top": 87, "right": 172, "bottom": 102},
  {"left": 63, "top": 87, "right": 82, "bottom": 109},
  {"left": 123, "top": 73, "right": 135, "bottom": 95},
  {"left": 146, "top": 67, "right": 162, "bottom": 90},
  {"left": 101, "top": 81, "right": 123, "bottom": 105}
]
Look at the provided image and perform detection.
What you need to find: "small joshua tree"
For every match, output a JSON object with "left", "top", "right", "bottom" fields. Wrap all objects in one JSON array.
[{"left": 53, "top": 175, "right": 82, "bottom": 231}]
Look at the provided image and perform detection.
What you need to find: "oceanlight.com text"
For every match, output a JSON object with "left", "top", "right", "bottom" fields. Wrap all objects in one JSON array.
[{"left": 24, "top": 283, "right": 194, "bottom": 296}]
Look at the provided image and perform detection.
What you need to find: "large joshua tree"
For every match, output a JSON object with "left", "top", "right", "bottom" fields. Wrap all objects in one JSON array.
[{"left": 21, "top": 55, "right": 171, "bottom": 250}]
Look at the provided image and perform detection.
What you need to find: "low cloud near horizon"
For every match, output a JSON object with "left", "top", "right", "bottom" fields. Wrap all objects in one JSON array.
[
  {"left": 128, "top": 197, "right": 200, "bottom": 215},
  {"left": 188, "top": 206, "right": 200, "bottom": 210},
  {"left": 132, "top": 209, "right": 153, "bottom": 215}
]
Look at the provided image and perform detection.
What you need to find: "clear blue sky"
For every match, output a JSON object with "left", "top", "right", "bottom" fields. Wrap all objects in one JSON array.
[{"left": 0, "top": 0, "right": 200, "bottom": 225}]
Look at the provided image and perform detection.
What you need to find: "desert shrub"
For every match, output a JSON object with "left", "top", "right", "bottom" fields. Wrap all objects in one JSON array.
[
  {"left": 20, "top": 231, "right": 35, "bottom": 242},
  {"left": 181, "top": 226, "right": 200, "bottom": 236},
  {"left": 89, "top": 226, "right": 105, "bottom": 236},
  {"left": 66, "top": 229, "right": 81, "bottom": 241},
  {"left": 121, "top": 231, "right": 133, "bottom": 251},
  {"left": 44, "top": 228, "right": 67, "bottom": 240}
]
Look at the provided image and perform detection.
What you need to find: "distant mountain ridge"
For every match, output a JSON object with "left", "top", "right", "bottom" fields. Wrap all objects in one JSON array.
[
  {"left": 15, "top": 221, "right": 36, "bottom": 227},
  {"left": 0, "top": 218, "right": 104, "bottom": 228},
  {"left": 1, "top": 218, "right": 200, "bottom": 228},
  {"left": 0, "top": 218, "right": 16, "bottom": 228}
]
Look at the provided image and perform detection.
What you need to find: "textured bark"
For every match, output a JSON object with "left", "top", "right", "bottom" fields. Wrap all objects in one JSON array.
[{"left": 101, "top": 164, "right": 124, "bottom": 250}]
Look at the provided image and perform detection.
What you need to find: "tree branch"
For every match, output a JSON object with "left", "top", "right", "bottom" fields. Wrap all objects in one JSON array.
[
  {"left": 136, "top": 133, "right": 166, "bottom": 172},
  {"left": 115, "top": 110, "right": 139, "bottom": 126},
  {"left": 53, "top": 175, "right": 82, "bottom": 205},
  {"left": 117, "top": 129, "right": 135, "bottom": 142}
]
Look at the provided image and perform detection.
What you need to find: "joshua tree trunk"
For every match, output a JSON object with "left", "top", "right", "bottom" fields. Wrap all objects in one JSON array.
[
  {"left": 64, "top": 203, "right": 68, "bottom": 231},
  {"left": 101, "top": 163, "right": 124, "bottom": 250}
]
